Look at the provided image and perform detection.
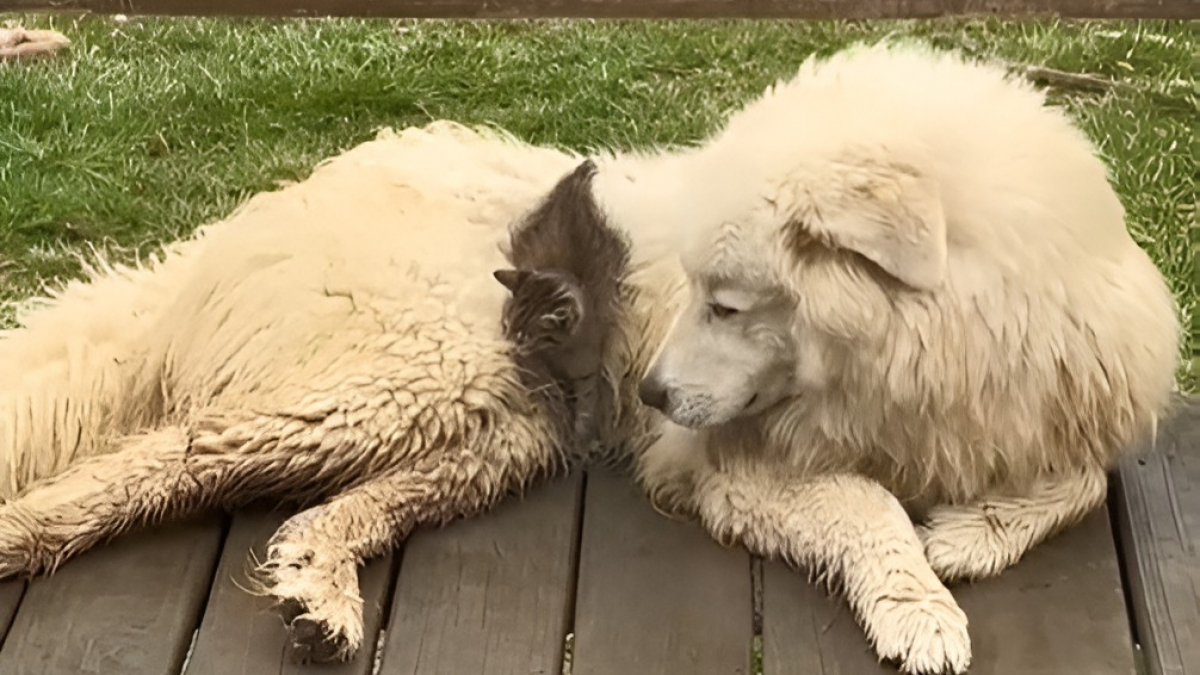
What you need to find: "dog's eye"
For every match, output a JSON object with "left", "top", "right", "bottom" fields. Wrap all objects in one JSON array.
[{"left": 709, "top": 303, "right": 739, "bottom": 319}]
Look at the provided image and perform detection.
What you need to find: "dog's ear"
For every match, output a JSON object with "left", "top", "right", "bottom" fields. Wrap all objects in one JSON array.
[
  {"left": 795, "top": 159, "right": 947, "bottom": 290},
  {"left": 493, "top": 268, "right": 530, "bottom": 293}
]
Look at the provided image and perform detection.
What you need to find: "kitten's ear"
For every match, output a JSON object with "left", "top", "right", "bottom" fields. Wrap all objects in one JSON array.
[{"left": 493, "top": 269, "right": 530, "bottom": 293}]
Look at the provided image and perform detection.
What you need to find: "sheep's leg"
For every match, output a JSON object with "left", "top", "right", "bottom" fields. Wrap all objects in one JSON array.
[
  {"left": 0, "top": 426, "right": 202, "bottom": 577},
  {"left": 917, "top": 465, "right": 1108, "bottom": 582},
  {"left": 0, "top": 407, "right": 386, "bottom": 578},
  {"left": 694, "top": 468, "right": 971, "bottom": 675},
  {"left": 256, "top": 464, "right": 509, "bottom": 662}
]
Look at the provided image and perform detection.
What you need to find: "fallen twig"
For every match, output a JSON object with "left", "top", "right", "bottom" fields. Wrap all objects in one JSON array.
[{"left": 1014, "top": 64, "right": 1134, "bottom": 94}]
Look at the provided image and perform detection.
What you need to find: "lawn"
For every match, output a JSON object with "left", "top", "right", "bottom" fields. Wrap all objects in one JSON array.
[{"left": 0, "top": 15, "right": 1195, "bottom": 389}]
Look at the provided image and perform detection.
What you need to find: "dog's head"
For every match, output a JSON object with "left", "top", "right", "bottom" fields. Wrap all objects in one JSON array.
[{"left": 639, "top": 144, "right": 947, "bottom": 429}]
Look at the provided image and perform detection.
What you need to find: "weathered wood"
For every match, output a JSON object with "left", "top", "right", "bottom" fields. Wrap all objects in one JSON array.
[
  {"left": 954, "top": 505, "right": 1135, "bottom": 674},
  {"left": 0, "top": 516, "right": 224, "bottom": 675},
  {"left": 0, "top": 580, "right": 25, "bottom": 646},
  {"left": 0, "top": 0, "right": 1193, "bottom": 19},
  {"left": 184, "top": 510, "right": 394, "bottom": 675},
  {"left": 378, "top": 473, "right": 583, "bottom": 675},
  {"left": 762, "top": 559, "right": 896, "bottom": 674},
  {"left": 763, "top": 505, "right": 1135, "bottom": 674},
  {"left": 1115, "top": 398, "right": 1199, "bottom": 675},
  {"left": 571, "top": 467, "right": 753, "bottom": 675}
]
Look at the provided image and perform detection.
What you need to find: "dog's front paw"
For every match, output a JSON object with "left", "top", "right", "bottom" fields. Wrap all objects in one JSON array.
[
  {"left": 257, "top": 541, "right": 364, "bottom": 663},
  {"left": 918, "top": 504, "right": 1019, "bottom": 582},
  {"left": 869, "top": 588, "right": 971, "bottom": 675}
]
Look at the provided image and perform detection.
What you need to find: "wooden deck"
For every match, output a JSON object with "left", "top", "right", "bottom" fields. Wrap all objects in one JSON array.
[{"left": 0, "top": 399, "right": 1194, "bottom": 675}]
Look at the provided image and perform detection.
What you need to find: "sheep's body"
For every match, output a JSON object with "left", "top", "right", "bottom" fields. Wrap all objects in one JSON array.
[
  {"left": 0, "top": 123, "right": 617, "bottom": 658},
  {"left": 1, "top": 124, "right": 577, "bottom": 498}
]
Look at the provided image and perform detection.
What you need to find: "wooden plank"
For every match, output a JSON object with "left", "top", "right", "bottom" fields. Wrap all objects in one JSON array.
[
  {"left": 0, "top": 515, "right": 224, "bottom": 675},
  {"left": 571, "top": 467, "right": 753, "bottom": 675},
  {"left": 763, "top": 505, "right": 1134, "bottom": 674},
  {"left": 378, "top": 473, "right": 583, "bottom": 675},
  {"left": 0, "top": 0, "right": 1193, "bottom": 19},
  {"left": 953, "top": 505, "right": 1134, "bottom": 675},
  {"left": 762, "top": 558, "right": 894, "bottom": 674},
  {"left": 1115, "top": 398, "right": 1199, "bottom": 675},
  {"left": 0, "top": 580, "right": 25, "bottom": 646},
  {"left": 184, "top": 510, "right": 394, "bottom": 675}
]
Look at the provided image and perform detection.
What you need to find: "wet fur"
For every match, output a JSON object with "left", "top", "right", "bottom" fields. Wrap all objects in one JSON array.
[
  {"left": 0, "top": 62, "right": 1001, "bottom": 675},
  {"left": 0, "top": 136, "right": 640, "bottom": 664},
  {"left": 0, "top": 44, "right": 1180, "bottom": 675},
  {"left": 0, "top": 124, "right": 590, "bottom": 660}
]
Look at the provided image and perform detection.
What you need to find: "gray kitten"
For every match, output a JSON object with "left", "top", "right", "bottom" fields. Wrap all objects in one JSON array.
[{"left": 495, "top": 160, "right": 630, "bottom": 456}]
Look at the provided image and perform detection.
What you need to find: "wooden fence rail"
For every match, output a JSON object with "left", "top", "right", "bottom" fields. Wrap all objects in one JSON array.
[{"left": 0, "top": 0, "right": 1195, "bottom": 20}]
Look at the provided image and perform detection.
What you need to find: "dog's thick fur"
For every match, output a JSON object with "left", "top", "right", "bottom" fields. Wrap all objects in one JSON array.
[
  {"left": 0, "top": 44, "right": 1180, "bottom": 675},
  {"left": 635, "top": 41, "right": 1179, "bottom": 637}
]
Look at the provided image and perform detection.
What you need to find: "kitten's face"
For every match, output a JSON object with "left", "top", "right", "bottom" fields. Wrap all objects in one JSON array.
[{"left": 494, "top": 268, "right": 586, "bottom": 351}]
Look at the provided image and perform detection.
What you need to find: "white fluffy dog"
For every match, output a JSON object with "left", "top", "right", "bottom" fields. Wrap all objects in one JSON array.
[
  {"left": 634, "top": 42, "right": 1179, "bottom": 669},
  {"left": 0, "top": 43, "right": 1179, "bottom": 675}
]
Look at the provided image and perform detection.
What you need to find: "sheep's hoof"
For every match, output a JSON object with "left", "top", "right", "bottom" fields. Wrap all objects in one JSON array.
[
  {"left": 289, "top": 617, "right": 350, "bottom": 663},
  {"left": 280, "top": 598, "right": 354, "bottom": 663}
]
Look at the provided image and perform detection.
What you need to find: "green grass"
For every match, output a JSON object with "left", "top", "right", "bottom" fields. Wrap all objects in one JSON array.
[{"left": 0, "top": 15, "right": 1195, "bottom": 389}]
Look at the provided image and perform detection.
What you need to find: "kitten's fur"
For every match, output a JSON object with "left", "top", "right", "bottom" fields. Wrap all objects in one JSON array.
[{"left": 495, "top": 160, "right": 631, "bottom": 453}]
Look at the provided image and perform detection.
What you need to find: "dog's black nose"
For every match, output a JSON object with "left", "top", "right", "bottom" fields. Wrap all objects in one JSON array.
[{"left": 638, "top": 378, "right": 669, "bottom": 411}]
